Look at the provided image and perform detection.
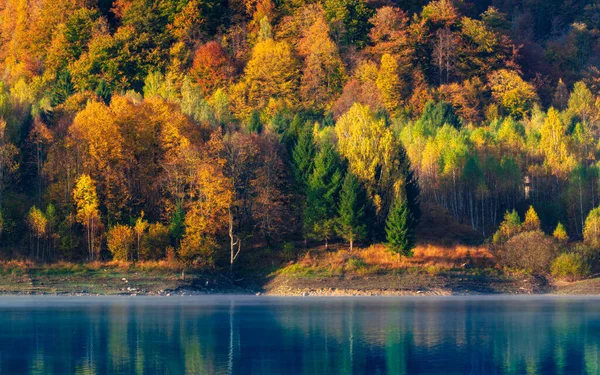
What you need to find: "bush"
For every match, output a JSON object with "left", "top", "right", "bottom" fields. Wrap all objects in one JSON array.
[
  {"left": 572, "top": 243, "right": 600, "bottom": 274},
  {"left": 498, "top": 230, "right": 558, "bottom": 274},
  {"left": 551, "top": 253, "right": 589, "bottom": 281},
  {"left": 140, "top": 223, "right": 170, "bottom": 260}
]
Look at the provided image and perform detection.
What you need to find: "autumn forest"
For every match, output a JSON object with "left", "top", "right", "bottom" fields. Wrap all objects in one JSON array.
[{"left": 0, "top": 0, "right": 600, "bottom": 278}]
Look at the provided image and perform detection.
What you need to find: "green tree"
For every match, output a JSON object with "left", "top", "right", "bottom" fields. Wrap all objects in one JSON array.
[
  {"left": 292, "top": 122, "right": 316, "bottom": 189},
  {"left": 493, "top": 209, "right": 522, "bottom": 244},
  {"left": 305, "top": 141, "right": 343, "bottom": 248},
  {"left": 247, "top": 110, "right": 262, "bottom": 133},
  {"left": 385, "top": 195, "right": 416, "bottom": 257},
  {"left": 336, "top": 173, "right": 367, "bottom": 250}
]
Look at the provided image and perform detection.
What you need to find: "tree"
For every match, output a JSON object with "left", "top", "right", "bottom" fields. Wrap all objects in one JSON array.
[
  {"left": 305, "top": 141, "right": 343, "bottom": 248},
  {"left": 292, "top": 121, "right": 316, "bottom": 189},
  {"left": 247, "top": 110, "right": 262, "bottom": 133},
  {"left": 336, "top": 173, "right": 367, "bottom": 250},
  {"left": 553, "top": 222, "right": 568, "bottom": 243},
  {"left": 376, "top": 54, "right": 402, "bottom": 115},
  {"left": 298, "top": 11, "right": 345, "bottom": 109},
  {"left": 242, "top": 38, "right": 299, "bottom": 112},
  {"left": 180, "top": 135, "right": 233, "bottom": 265},
  {"left": 540, "top": 107, "right": 576, "bottom": 178},
  {"left": 523, "top": 206, "right": 541, "bottom": 232},
  {"left": 335, "top": 103, "right": 405, "bottom": 226},
  {"left": 107, "top": 224, "right": 134, "bottom": 262},
  {"left": 385, "top": 195, "right": 415, "bottom": 258},
  {"left": 0, "top": 120, "right": 19, "bottom": 207},
  {"left": 367, "top": 6, "right": 412, "bottom": 69},
  {"left": 323, "top": 0, "right": 374, "bottom": 47},
  {"left": 27, "top": 206, "right": 47, "bottom": 259},
  {"left": 141, "top": 223, "right": 170, "bottom": 260},
  {"left": 73, "top": 174, "right": 101, "bottom": 260},
  {"left": 493, "top": 209, "right": 522, "bottom": 244},
  {"left": 190, "top": 41, "right": 234, "bottom": 96},
  {"left": 489, "top": 69, "right": 537, "bottom": 119},
  {"left": 584, "top": 207, "right": 600, "bottom": 248},
  {"left": 134, "top": 211, "right": 149, "bottom": 262}
]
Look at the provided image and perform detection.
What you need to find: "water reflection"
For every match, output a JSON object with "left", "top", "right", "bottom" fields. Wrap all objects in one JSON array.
[{"left": 0, "top": 296, "right": 598, "bottom": 374}]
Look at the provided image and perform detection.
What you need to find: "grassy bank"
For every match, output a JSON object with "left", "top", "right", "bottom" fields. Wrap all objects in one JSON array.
[{"left": 1, "top": 243, "right": 596, "bottom": 296}]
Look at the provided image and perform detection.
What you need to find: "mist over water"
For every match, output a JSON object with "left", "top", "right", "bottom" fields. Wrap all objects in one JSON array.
[{"left": 0, "top": 296, "right": 599, "bottom": 374}]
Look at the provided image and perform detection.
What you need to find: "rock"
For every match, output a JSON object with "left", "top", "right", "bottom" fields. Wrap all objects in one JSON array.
[{"left": 302, "top": 292, "right": 309, "bottom": 297}]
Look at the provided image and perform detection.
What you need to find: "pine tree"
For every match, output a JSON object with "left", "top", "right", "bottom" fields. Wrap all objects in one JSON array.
[
  {"left": 247, "top": 110, "right": 262, "bottom": 133},
  {"left": 385, "top": 195, "right": 415, "bottom": 257},
  {"left": 336, "top": 173, "right": 367, "bottom": 251},
  {"left": 292, "top": 121, "right": 316, "bottom": 189},
  {"left": 305, "top": 141, "right": 343, "bottom": 248}
]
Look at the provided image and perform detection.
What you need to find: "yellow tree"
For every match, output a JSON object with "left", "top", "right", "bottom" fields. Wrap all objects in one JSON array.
[
  {"left": 134, "top": 211, "right": 149, "bottom": 262},
  {"left": 489, "top": 69, "right": 537, "bottom": 119},
  {"left": 584, "top": 207, "right": 600, "bottom": 248},
  {"left": 69, "top": 100, "right": 129, "bottom": 223},
  {"left": 107, "top": 224, "right": 135, "bottom": 262},
  {"left": 335, "top": 103, "right": 401, "bottom": 220},
  {"left": 180, "top": 134, "right": 233, "bottom": 265},
  {"left": 241, "top": 38, "right": 299, "bottom": 114},
  {"left": 27, "top": 206, "right": 47, "bottom": 259},
  {"left": 523, "top": 206, "right": 541, "bottom": 231},
  {"left": 73, "top": 174, "right": 101, "bottom": 260},
  {"left": 376, "top": 53, "right": 402, "bottom": 115},
  {"left": 297, "top": 11, "right": 345, "bottom": 109},
  {"left": 540, "top": 107, "right": 576, "bottom": 178}
]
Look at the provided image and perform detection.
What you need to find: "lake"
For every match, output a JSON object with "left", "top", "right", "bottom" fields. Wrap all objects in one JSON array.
[{"left": 0, "top": 296, "right": 599, "bottom": 374}]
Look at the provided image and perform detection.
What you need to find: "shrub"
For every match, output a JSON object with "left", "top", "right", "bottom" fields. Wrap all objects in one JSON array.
[
  {"left": 107, "top": 224, "right": 135, "bottom": 261},
  {"left": 572, "top": 243, "right": 600, "bottom": 274},
  {"left": 498, "top": 230, "right": 558, "bottom": 274},
  {"left": 140, "top": 223, "right": 170, "bottom": 260},
  {"left": 551, "top": 253, "right": 589, "bottom": 281},
  {"left": 282, "top": 242, "right": 295, "bottom": 262}
]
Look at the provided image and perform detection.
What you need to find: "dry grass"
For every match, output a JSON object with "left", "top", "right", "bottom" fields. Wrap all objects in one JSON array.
[{"left": 280, "top": 243, "right": 495, "bottom": 276}]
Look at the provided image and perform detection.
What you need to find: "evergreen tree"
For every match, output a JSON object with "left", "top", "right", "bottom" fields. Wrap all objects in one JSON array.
[
  {"left": 336, "top": 173, "right": 367, "bottom": 250},
  {"left": 400, "top": 145, "right": 421, "bottom": 226},
  {"left": 305, "top": 141, "right": 344, "bottom": 248},
  {"left": 385, "top": 195, "right": 415, "bottom": 257},
  {"left": 247, "top": 110, "right": 262, "bottom": 133},
  {"left": 292, "top": 121, "right": 316, "bottom": 190}
]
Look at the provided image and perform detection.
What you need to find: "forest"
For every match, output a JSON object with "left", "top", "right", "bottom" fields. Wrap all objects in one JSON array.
[{"left": 0, "top": 0, "right": 600, "bottom": 277}]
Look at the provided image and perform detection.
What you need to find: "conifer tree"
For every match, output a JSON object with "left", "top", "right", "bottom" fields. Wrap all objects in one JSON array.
[
  {"left": 247, "top": 110, "right": 262, "bottom": 133},
  {"left": 305, "top": 141, "right": 343, "bottom": 248},
  {"left": 336, "top": 173, "right": 367, "bottom": 251},
  {"left": 292, "top": 122, "right": 316, "bottom": 189},
  {"left": 385, "top": 195, "right": 415, "bottom": 257}
]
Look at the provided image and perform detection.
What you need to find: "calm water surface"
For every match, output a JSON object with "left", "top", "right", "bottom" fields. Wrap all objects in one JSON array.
[{"left": 0, "top": 296, "right": 599, "bottom": 374}]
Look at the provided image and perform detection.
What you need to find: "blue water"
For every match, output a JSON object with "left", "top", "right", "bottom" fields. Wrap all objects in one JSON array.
[{"left": 0, "top": 296, "right": 598, "bottom": 374}]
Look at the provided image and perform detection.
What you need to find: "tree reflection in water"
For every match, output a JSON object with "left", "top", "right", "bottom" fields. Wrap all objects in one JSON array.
[{"left": 0, "top": 296, "right": 598, "bottom": 374}]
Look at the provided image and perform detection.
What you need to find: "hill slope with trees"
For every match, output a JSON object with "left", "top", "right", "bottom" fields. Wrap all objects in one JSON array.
[{"left": 0, "top": 0, "right": 599, "bottom": 284}]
